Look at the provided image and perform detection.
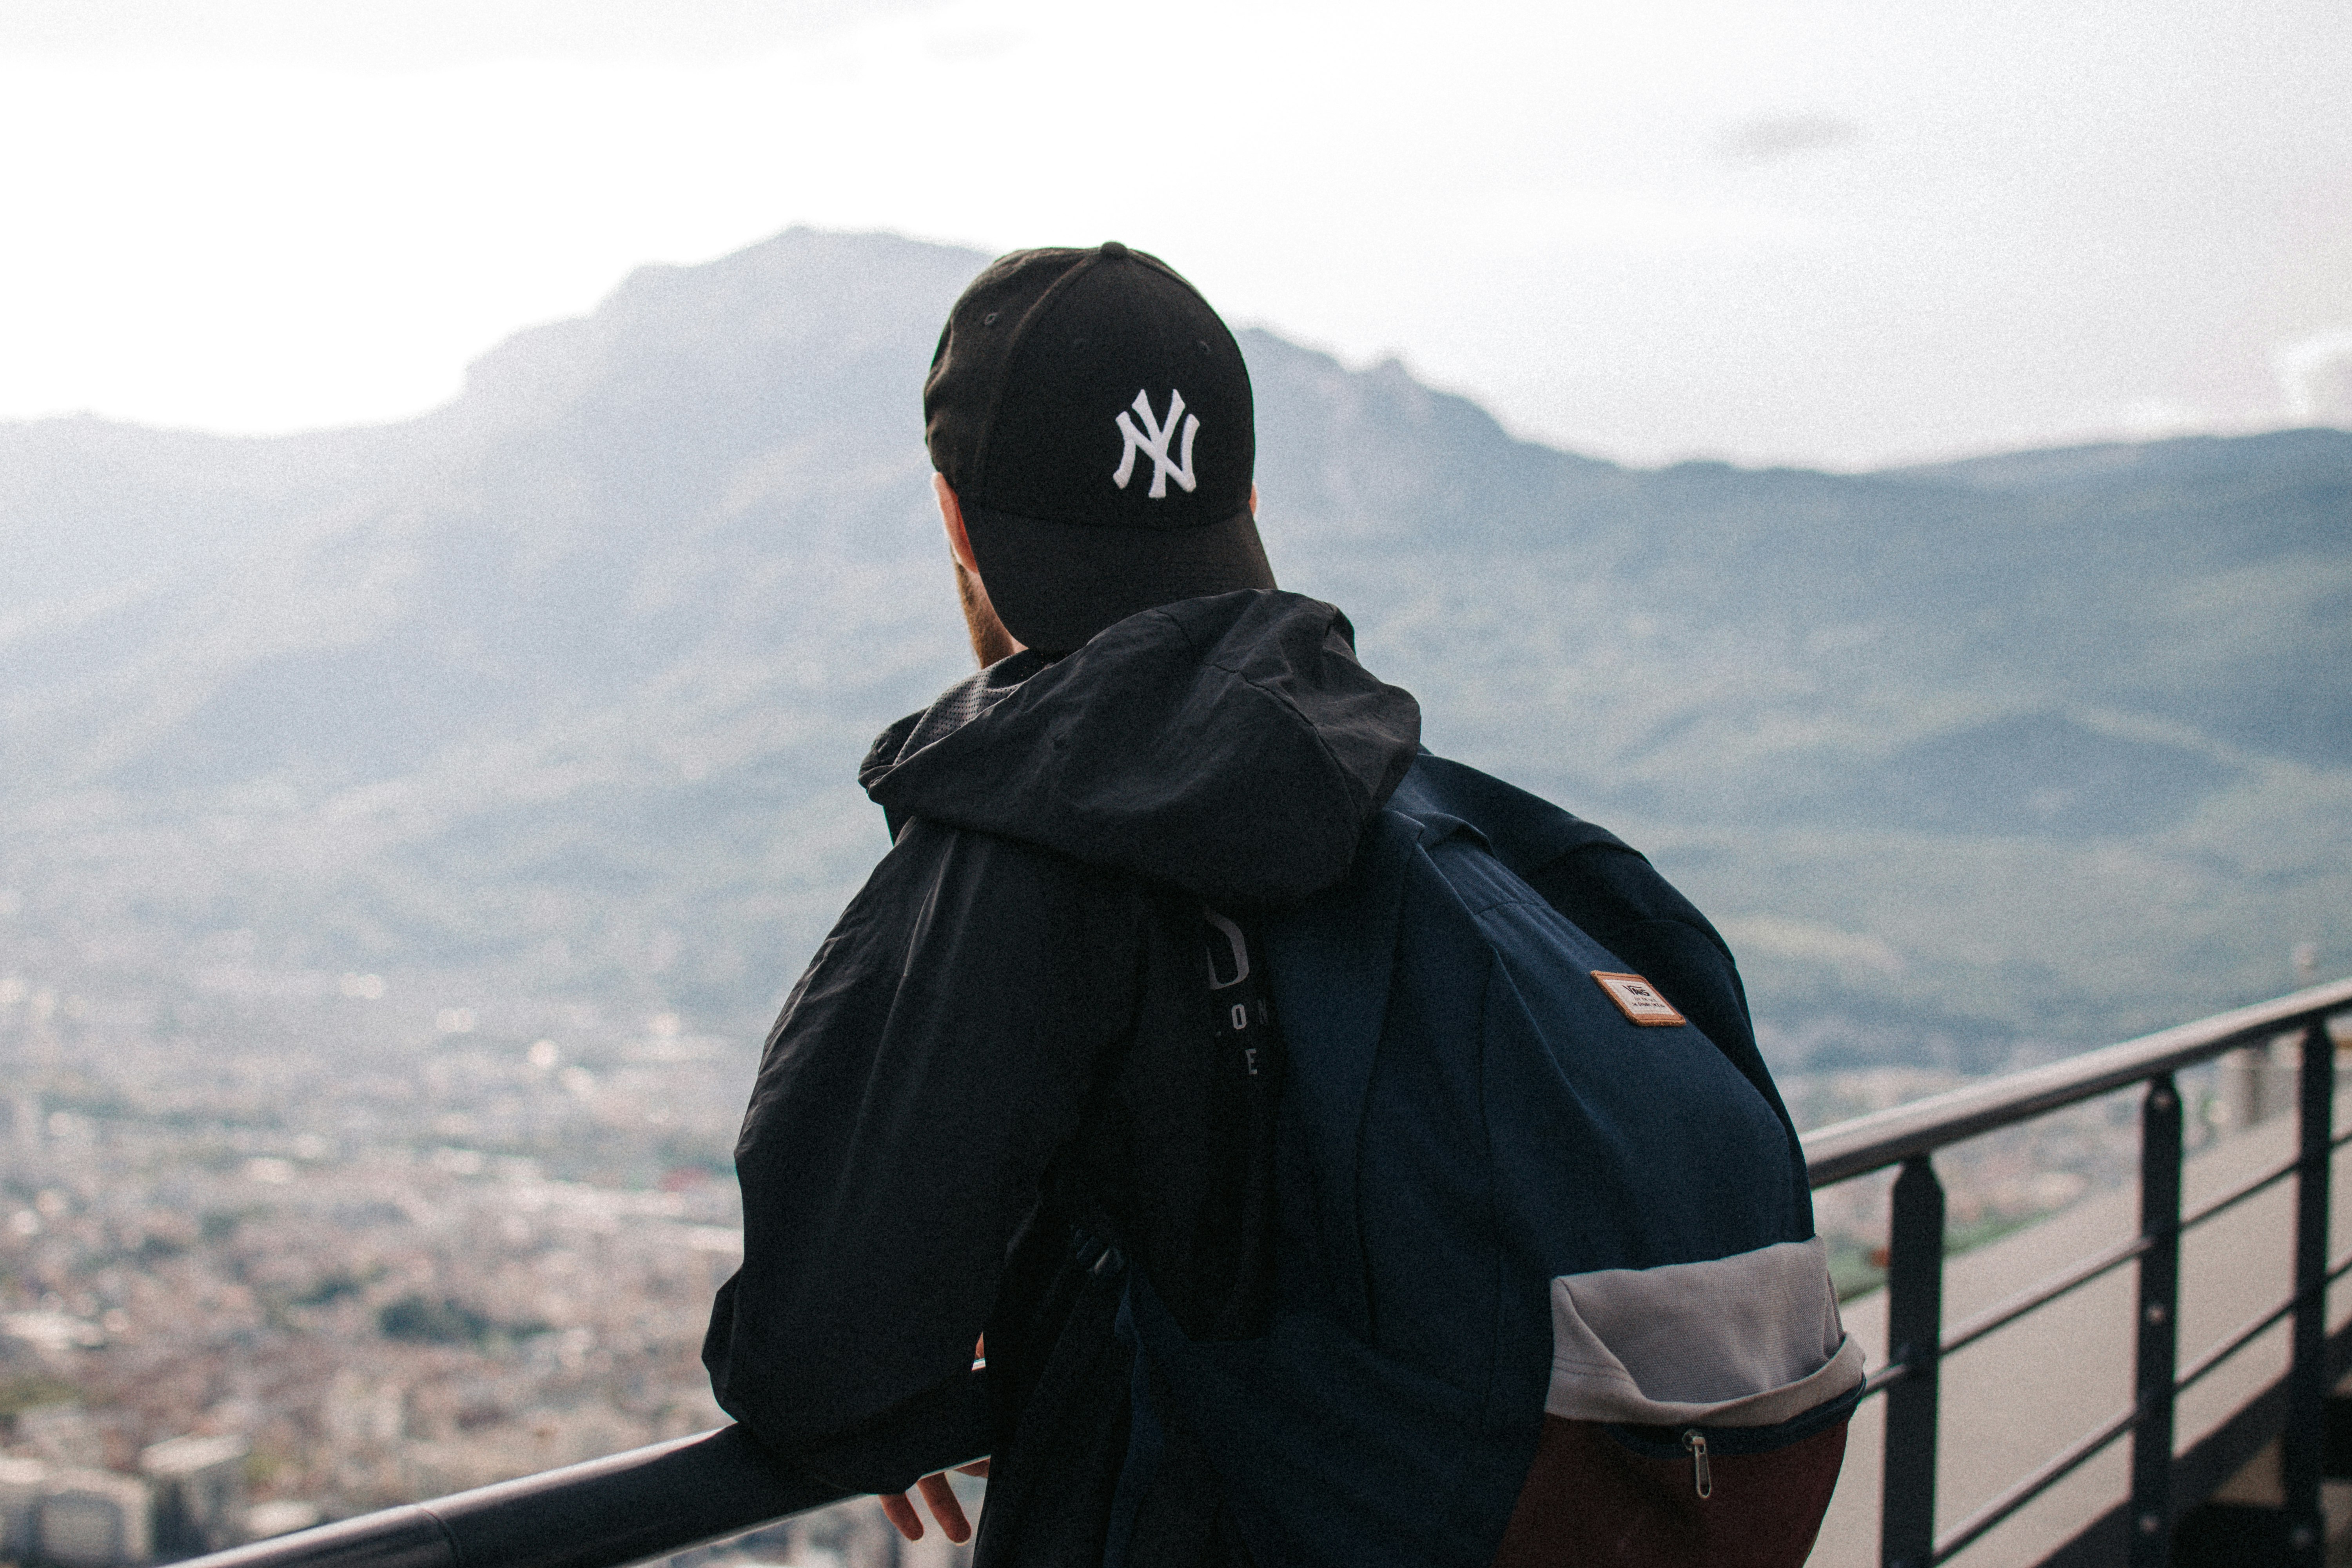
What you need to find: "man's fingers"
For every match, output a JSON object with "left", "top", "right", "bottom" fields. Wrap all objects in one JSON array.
[
  {"left": 877, "top": 1467, "right": 980, "bottom": 1545},
  {"left": 878, "top": 1491, "right": 924, "bottom": 1541},
  {"left": 916, "top": 1471, "right": 973, "bottom": 1543}
]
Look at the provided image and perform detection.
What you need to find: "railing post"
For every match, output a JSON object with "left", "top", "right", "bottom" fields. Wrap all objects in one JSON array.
[
  {"left": 1883, "top": 1155, "right": 1946, "bottom": 1568},
  {"left": 2131, "top": 1074, "right": 2182, "bottom": 1565},
  {"left": 2283, "top": 1018, "right": 2334, "bottom": 1563}
]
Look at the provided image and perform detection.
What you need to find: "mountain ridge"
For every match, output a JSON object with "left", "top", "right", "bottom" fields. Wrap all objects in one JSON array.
[{"left": 2, "top": 226, "right": 2346, "bottom": 1069}]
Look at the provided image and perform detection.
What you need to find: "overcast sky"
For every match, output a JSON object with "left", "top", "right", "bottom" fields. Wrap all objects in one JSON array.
[{"left": 2, "top": 0, "right": 2347, "bottom": 468}]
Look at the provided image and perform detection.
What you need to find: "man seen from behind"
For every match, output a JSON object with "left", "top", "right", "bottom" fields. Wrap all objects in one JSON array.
[{"left": 704, "top": 242, "right": 1862, "bottom": 1568}]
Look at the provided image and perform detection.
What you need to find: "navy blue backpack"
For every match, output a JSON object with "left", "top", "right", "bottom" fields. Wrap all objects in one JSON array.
[{"left": 1118, "top": 753, "right": 1863, "bottom": 1568}]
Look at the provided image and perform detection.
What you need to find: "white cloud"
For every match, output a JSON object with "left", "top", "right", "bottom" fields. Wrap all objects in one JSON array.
[{"left": 2275, "top": 330, "right": 2352, "bottom": 427}]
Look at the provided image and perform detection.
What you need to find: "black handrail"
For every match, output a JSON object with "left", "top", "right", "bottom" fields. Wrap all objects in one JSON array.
[
  {"left": 1806, "top": 977, "right": 2352, "bottom": 1185},
  {"left": 1841, "top": 982, "right": 2352, "bottom": 1568},
  {"left": 174, "top": 977, "right": 2352, "bottom": 1568},
  {"left": 183, "top": 1426, "right": 845, "bottom": 1568}
]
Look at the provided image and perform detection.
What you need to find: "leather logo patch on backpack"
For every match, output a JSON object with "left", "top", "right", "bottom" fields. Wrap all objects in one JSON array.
[{"left": 1591, "top": 971, "right": 1687, "bottom": 1026}]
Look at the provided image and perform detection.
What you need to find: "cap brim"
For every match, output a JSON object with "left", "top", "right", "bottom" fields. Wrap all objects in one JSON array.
[{"left": 964, "top": 503, "right": 1276, "bottom": 653}]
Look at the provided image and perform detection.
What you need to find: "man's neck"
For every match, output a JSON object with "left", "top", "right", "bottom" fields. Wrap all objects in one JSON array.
[{"left": 955, "top": 558, "right": 1023, "bottom": 667}]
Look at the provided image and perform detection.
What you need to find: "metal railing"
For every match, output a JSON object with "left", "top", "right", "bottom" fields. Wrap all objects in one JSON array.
[
  {"left": 181, "top": 976, "right": 2352, "bottom": 1568},
  {"left": 181, "top": 1425, "right": 848, "bottom": 1568},
  {"left": 1807, "top": 975, "right": 2352, "bottom": 1568}
]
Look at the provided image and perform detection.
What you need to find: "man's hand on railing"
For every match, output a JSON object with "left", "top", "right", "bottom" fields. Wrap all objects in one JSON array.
[
  {"left": 879, "top": 1460, "right": 989, "bottom": 1543},
  {"left": 880, "top": 1331, "right": 989, "bottom": 1543}
]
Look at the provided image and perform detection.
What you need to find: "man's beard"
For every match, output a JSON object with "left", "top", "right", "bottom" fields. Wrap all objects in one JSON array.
[{"left": 954, "top": 557, "right": 1022, "bottom": 668}]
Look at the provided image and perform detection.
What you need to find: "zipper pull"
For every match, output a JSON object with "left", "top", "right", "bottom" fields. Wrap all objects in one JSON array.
[{"left": 1681, "top": 1430, "right": 1712, "bottom": 1499}]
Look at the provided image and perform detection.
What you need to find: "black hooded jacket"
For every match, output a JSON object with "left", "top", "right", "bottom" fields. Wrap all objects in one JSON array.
[{"left": 702, "top": 591, "right": 1423, "bottom": 1557}]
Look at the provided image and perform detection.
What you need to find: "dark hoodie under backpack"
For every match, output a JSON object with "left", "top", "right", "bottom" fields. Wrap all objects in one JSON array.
[{"left": 704, "top": 590, "right": 1858, "bottom": 1568}]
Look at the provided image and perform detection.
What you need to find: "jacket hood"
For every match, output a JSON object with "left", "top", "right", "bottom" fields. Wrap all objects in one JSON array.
[{"left": 859, "top": 590, "right": 1422, "bottom": 907}]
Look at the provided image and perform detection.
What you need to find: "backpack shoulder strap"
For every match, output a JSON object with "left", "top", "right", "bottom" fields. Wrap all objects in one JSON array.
[{"left": 1262, "top": 808, "right": 1419, "bottom": 1340}]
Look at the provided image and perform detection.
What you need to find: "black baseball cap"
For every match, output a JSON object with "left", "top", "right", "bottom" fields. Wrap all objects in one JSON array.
[{"left": 923, "top": 242, "right": 1274, "bottom": 653}]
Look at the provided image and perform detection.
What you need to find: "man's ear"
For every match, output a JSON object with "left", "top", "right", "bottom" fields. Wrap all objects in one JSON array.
[{"left": 935, "top": 474, "right": 980, "bottom": 575}]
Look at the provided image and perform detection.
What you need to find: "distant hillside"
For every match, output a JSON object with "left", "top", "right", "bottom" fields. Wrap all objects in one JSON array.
[{"left": 2, "top": 227, "right": 2346, "bottom": 1070}]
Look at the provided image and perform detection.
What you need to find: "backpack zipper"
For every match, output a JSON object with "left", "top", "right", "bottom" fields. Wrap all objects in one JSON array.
[{"left": 1681, "top": 1429, "right": 1712, "bottom": 1499}]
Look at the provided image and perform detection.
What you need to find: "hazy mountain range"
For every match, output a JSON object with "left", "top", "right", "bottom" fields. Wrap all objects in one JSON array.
[{"left": 4, "top": 228, "right": 2347, "bottom": 1072}]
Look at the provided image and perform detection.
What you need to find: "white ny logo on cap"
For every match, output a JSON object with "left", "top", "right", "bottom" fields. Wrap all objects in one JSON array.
[{"left": 1111, "top": 388, "right": 1200, "bottom": 498}]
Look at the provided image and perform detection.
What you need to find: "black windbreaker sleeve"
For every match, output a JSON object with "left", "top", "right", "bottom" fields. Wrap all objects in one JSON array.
[{"left": 702, "top": 819, "right": 1144, "bottom": 1495}]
